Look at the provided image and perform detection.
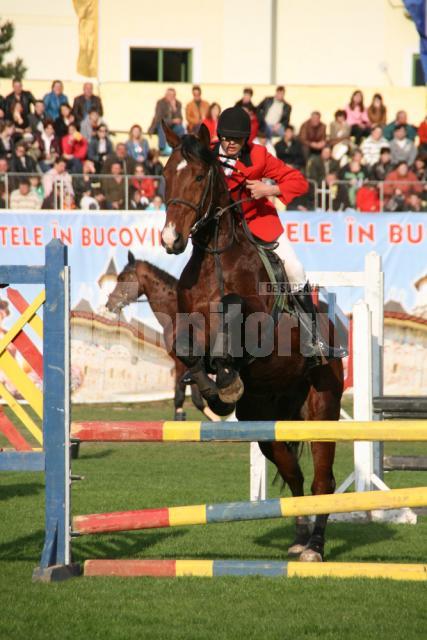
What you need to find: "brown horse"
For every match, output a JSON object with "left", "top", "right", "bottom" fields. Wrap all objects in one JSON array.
[
  {"left": 159, "top": 123, "right": 344, "bottom": 561},
  {"left": 106, "top": 254, "right": 218, "bottom": 422}
]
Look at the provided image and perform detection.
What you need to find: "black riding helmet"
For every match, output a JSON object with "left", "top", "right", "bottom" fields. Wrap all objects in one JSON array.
[{"left": 217, "top": 106, "right": 251, "bottom": 139}]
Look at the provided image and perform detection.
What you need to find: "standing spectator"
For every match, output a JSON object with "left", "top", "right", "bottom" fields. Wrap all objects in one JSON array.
[
  {"left": 201, "top": 103, "right": 221, "bottom": 145},
  {"left": 28, "top": 101, "right": 46, "bottom": 135},
  {"left": 345, "top": 90, "right": 370, "bottom": 145},
  {"left": 185, "top": 85, "right": 209, "bottom": 134},
  {"left": 144, "top": 148, "right": 164, "bottom": 177},
  {"left": 61, "top": 123, "right": 88, "bottom": 173},
  {"left": 9, "top": 142, "right": 38, "bottom": 179},
  {"left": 235, "top": 87, "right": 256, "bottom": 112},
  {"left": 370, "top": 147, "right": 393, "bottom": 181},
  {"left": 356, "top": 183, "right": 380, "bottom": 212},
  {"left": 10, "top": 101, "right": 28, "bottom": 135},
  {"left": 307, "top": 146, "right": 339, "bottom": 186},
  {"left": 418, "top": 115, "right": 427, "bottom": 154},
  {"left": 102, "top": 142, "right": 136, "bottom": 175},
  {"left": 42, "top": 157, "right": 74, "bottom": 206},
  {"left": 54, "top": 103, "right": 75, "bottom": 139},
  {"left": 102, "top": 161, "right": 125, "bottom": 209},
  {"left": 10, "top": 178, "right": 41, "bottom": 210},
  {"left": 72, "top": 82, "right": 103, "bottom": 123},
  {"left": 367, "top": 93, "right": 387, "bottom": 127},
  {"left": 389, "top": 125, "right": 417, "bottom": 166},
  {"left": 257, "top": 85, "right": 291, "bottom": 138},
  {"left": 80, "top": 109, "right": 103, "bottom": 140},
  {"left": 384, "top": 161, "right": 421, "bottom": 209},
  {"left": 4, "top": 79, "right": 35, "bottom": 120},
  {"left": 43, "top": 81, "right": 68, "bottom": 121},
  {"left": 148, "top": 87, "right": 185, "bottom": 154},
  {"left": 252, "top": 131, "right": 276, "bottom": 156},
  {"left": 0, "top": 121, "right": 16, "bottom": 160},
  {"left": 87, "top": 124, "right": 113, "bottom": 172},
  {"left": 383, "top": 110, "right": 417, "bottom": 141},
  {"left": 360, "top": 125, "right": 389, "bottom": 166},
  {"left": 125, "top": 125, "right": 149, "bottom": 163},
  {"left": 274, "top": 126, "right": 305, "bottom": 169},
  {"left": 38, "top": 120, "right": 61, "bottom": 173},
  {"left": 339, "top": 158, "right": 365, "bottom": 207},
  {"left": 329, "top": 110, "right": 352, "bottom": 163},
  {"left": 299, "top": 111, "right": 327, "bottom": 159}
]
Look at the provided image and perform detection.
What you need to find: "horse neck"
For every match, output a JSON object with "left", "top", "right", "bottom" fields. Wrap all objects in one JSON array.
[{"left": 136, "top": 262, "right": 177, "bottom": 322}]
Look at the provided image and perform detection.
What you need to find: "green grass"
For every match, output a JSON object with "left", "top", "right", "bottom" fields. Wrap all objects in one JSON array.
[{"left": 1, "top": 400, "right": 427, "bottom": 640}]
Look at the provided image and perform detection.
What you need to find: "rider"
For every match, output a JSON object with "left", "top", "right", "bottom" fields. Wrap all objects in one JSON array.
[{"left": 214, "top": 106, "right": 336, "bottom": 364}]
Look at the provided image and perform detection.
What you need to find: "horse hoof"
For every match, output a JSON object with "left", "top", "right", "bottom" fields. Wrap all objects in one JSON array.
[
  {"left": 299, "top": 548, "right": 323, "bottom": 562},
  {"left": 218, "top": 375, "right": 244, "bottom": 404},
  {"left": 287, "top": 543, "right": 307, "bottom": 557}
]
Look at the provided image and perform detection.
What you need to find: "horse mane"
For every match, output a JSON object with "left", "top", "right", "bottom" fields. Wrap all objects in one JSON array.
[
  {"left": 180, "top": 134, "right": 216, "bottom": 166},
  {"left": 126, "top": 259, "right": 178, "bottom": 289}
]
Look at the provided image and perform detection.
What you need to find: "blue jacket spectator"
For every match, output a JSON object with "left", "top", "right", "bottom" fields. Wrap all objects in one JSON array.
[
  {"left": 125, "top": 125, "right": 149, "bottom": 162},
  {"left": 43, "top": 80, "right": 68, "bottom": 121}
]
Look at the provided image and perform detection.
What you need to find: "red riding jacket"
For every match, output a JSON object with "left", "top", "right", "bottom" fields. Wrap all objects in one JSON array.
[{"left": 222, "top": 144, "right": 308, "bottom": 242}]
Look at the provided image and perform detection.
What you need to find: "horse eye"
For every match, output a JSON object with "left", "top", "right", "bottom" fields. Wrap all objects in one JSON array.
[{"left": 195, "top": 175, "right": 204, "bottom": 182}]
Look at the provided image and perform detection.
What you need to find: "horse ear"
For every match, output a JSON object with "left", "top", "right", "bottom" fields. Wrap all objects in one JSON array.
[
  {"left": 128, "top": 250, "right": 135, "bottom": 265},
  {"left": 198, "top": 123, "right": 211, "bottom": 149},
  {"left": 162, "top": 120, "right": 180, "bottom": 148}
]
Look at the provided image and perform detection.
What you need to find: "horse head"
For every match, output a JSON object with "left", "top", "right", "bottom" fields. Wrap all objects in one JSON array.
[
  {"left": 161, "top": 122, "right": 224, "bottom": 254},
  {"left": 106, "top": 251, "right": 142, "bottom": 313}
]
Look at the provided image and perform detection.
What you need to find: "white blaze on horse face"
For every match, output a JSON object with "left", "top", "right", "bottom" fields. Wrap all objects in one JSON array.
[
  {"left": 177, "top": 159, "right": 188, "bottom": 172},
  {"left": 162, "top": 221, "right": 178, "bottom": 249}
]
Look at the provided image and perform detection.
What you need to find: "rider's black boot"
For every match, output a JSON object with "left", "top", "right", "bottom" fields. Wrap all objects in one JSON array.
[{"left": 293, "top": 282, "right": 335, "bottom": 369}]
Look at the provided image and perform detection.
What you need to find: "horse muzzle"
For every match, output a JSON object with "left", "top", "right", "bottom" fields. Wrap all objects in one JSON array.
[{"left": 161, "top": 222, "right": 186, "bottom": 254}]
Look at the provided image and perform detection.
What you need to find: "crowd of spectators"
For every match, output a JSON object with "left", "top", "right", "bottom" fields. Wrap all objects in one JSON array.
[{"left": 0, "top": 78, "right": 426, "bottom": 212}]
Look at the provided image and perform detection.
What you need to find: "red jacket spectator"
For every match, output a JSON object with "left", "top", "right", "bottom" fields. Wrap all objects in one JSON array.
[
  {"left": 383, "top": 166, "right": 421, "bottom": 200},
  {"left": 356, "top": 185, "right": 380, "bottom": 212},
  {"left": 132, "top": 176, "right": 157, "bottom": 198},
  {"left": 61, "top": 130, "right": 88, "bottom": 160}
]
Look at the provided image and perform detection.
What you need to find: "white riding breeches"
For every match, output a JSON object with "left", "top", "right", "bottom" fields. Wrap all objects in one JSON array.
[{"left": 275, "top": 233, "right": 306, "bottom": 289}]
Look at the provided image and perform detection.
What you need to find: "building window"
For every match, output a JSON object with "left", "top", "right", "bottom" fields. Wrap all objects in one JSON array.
[
  {"left": 130, "top": 48, "right": 192, "bottom": 82},
  {"left": 412, "top": 54, "right": 425, "bottom": 86}
]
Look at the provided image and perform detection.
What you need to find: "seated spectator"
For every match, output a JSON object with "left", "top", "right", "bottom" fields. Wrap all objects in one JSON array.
[
  {"left": 146, "top": 195, "right": 166, "bottom": 211},
  {"left": 4, "top": 79, "right": 35, "bottom": 120},
  {"left": 413, "top": 155, "right": 427, "bottom": 181},
  {"left": 43, "top": 80, "right": 69, "bottom": 121},
  {"left": 148, "top": 87, "right": 185, "bottom": 154},
  {"left": 257, "top": 85, "right": 291, "bottom": 138},
  {"left": 329, "top": 110, "right": 352, "bottom": 163},
  {"left": 72, "top": 82, "right": 103, "bottom": 124},
  {"left": 102, "top": 161, "right": 125, "bottom": 209},
  {"left": 126, "top": 125, "right": 149, "bottom": 163},
  {"left": 0, "top": 121, "right": 16, "bottom": 159},
  {"left": 79, "top": 187, "right": 100, "bottom": 210},
  {"left": 370, "top": 147, "right": 393, "bottom": 181},
  {"left": 131, "top": 163, "right": 158, "bottom": 199},
  {"left": 73, "top": 160, "right": 98, "bottom": 206},
  {"left": 42, "top": 157, "right": 74, "bottom": 207},
  {"left": 29, "top": 175, "right": 44, "bottom": 205},
  {"left": 345, "top": 90, "right": 370, "bottom": 145},
  {"left": 0, "top": 95, "right": 5, "bottom": 120},
  {"left": 87, "top": 124, "right": 113, "bottom": 172},
  {"left": 235, "top": 87, "right": 256, "bottom": 112},
  {"left": 324, "top": 172, "right": 352, "bottom": 211},
  {"left": 9, "top": 142, "right": 38, "bottom": 183},
  {"left": 252, "top": 131, "right": 276, "bottom": 156},
  {"left": 307, "top": 146, "right": 340, "bottom": 186},
  {"left": 418, "top": 115, "right": 427, "bottom": 154},
  {"left": 243, "top": 105, "right": 259, "bottom": 144},
  {"left": 38, "top": 120, "right": 61, "bottom": 172},
  {"left": 367, "top": 93, "right": 387, "bottom": 127},
  {"left": 61, "top": 123, "right": 88, "bottom": 173},
  {"left": 299, "top": 111, "right": 327, "bottom": 159},
  {"left": 406, "top": 193, "right": 426, "bottom": 212},
  {"left": 129, "top": 188, "right": 149, "bottom": 210},
  {"left": 54, "top": 103, "right": 75, "bottom": 139},
  {"left": 63, "top": 192, "right": 76, "bottom": 210},
  {"left": 102, "top": 142, "right": 136, "bottom": 175},
  {"left": 10, "top": 100, "right": 28, "bottom": 135},
  {"left": 383, "top": 110, "right": 417, "bottom": 141},
  {"left": 185, "top": 85, "right": 209, "bottom": 134},
  {"left": 0, "top": 183, "right": 6, "bottom": 208},
  {"left": 80, "top": 108, "right": 103, "bottom": 141},
  {"left": 23, "top": 131, "right": 42, "bottom": 166},
  {"left": 384, "top": 161, "right": 421, "bottom": 210},
  {"left": 356, "top": 182, "right": 380, "bottom": 212},
  {"left": 10, "top": 178, "right": 41, "bottom": 210},
  {"left": 143, "top": 148, "right": 164, "bottom": 176},
  {"left": 339, "top": 158, "right": 365, "bottom": 207},
  {"left": 274, "top": 125, "right": 305, "bottom": 169},
  {"left": 28, "top": 100, "right": 46, "bottom": 135},
  {"left": 360, "top": 125, "right": 389, "bottom": 166},
  {"left": 389, "top": 125, "right": 417, "bottom": 166},
  {"left": 201, "top": 103, "right": 221, "bottom": 145}
]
